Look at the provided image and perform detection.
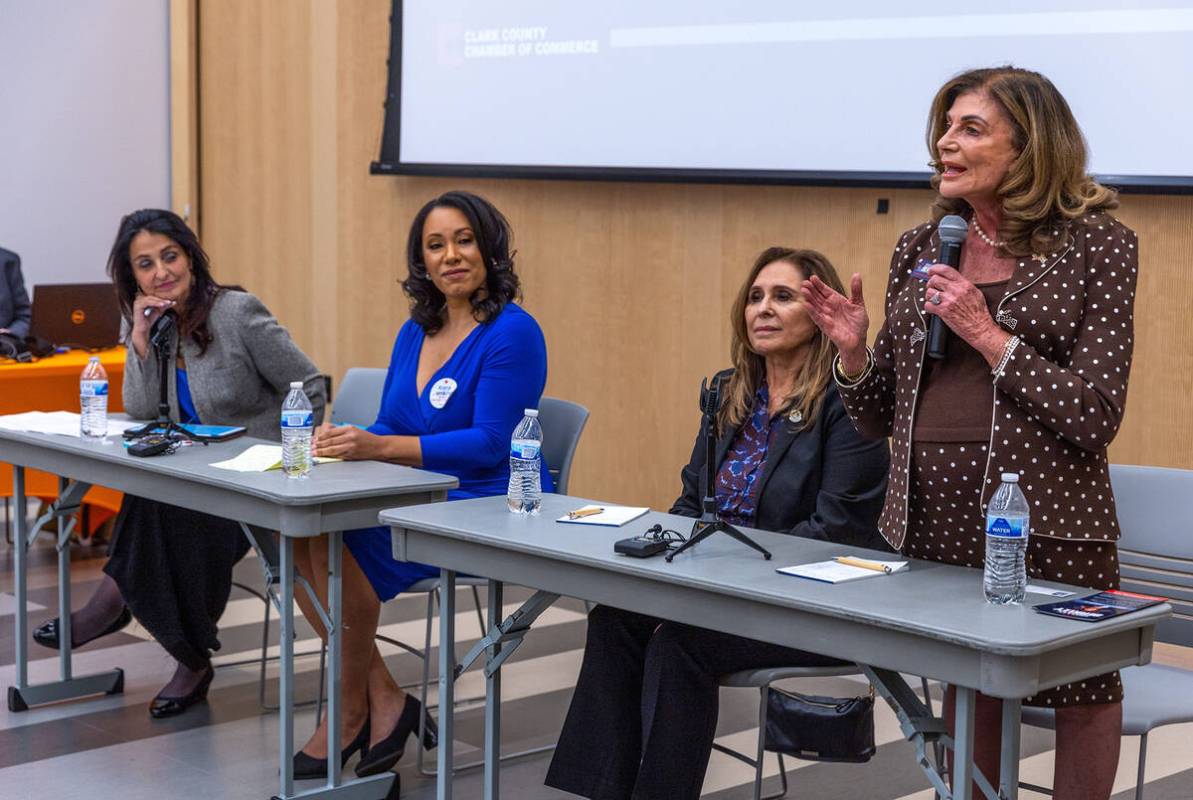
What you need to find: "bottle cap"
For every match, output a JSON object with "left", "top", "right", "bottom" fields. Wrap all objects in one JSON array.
[
  {"left": 524, "top": 408, "right": 538, "bottom": 417},
  {"left": 290, "top": 381, "right": 303, "bottom": 389},
  {"left": 1001, "top": 472, "right": 1019, "bottom": 483},
  {"left": 89, "top": 355, "right": 100, "bottom": 361}
]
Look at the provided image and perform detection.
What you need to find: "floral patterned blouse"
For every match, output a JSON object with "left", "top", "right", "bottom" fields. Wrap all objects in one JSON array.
[{"left": 715, "top": 382, "right": 784, "bottom": 526}]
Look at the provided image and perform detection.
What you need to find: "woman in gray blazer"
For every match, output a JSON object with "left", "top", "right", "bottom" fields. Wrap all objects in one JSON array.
[{"left": 32, "top": 209, "right": 326, "bottom": 717}]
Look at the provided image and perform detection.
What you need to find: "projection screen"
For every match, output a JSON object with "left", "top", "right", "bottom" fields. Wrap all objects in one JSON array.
[{"left": 373, "top": 1, "right": 1193, "bottom": 191}]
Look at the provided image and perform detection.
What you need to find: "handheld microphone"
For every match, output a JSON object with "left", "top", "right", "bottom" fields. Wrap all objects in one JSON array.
[{"left": 927, "top": 215, "right": 969, "bottom": 360}]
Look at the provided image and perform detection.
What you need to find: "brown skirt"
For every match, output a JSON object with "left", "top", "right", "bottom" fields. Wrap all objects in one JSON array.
[{"left": 906, "top": 442, "right": 1122, "bottom": 707}]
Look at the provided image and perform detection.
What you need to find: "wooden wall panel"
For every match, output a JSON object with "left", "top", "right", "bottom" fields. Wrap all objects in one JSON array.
[
  {"left": 198, "top": 0, "right": 313, "bottom": 360},
  {"left": 197, "top": 0, "right": 1193, "bottom": 511}
]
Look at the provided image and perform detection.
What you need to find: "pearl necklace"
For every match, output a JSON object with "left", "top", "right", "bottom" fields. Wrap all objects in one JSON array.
[{"left": 972, "top": 218, "right": 1005, "bottom": 248}]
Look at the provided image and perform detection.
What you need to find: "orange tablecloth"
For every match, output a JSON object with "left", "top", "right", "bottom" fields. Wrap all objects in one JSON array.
[{"left": 1, "top": 347, "right": 127, "bottom": 531}]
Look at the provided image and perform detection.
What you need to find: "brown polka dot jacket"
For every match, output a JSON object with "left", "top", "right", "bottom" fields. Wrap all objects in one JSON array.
[{"left": 836, "top": 213, "right": 1138, "bottom": 551}]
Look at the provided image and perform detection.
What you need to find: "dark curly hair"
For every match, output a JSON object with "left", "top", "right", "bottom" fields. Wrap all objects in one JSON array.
[
  {"left": 106, "top": 208, "right": 231, "bottom": 355},
  {"left": 403, "top": 191, "right": 522, "bottom": 334}
]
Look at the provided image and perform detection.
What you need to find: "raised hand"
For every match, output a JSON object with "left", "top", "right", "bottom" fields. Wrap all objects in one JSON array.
[{"left": 801, "top": 273, "right": 869, "bottom": 368}]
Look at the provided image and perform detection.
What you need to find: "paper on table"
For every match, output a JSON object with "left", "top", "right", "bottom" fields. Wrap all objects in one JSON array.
[
  {"left": 209, "top": 443, "right": 341, "bottom": 472},
  {"left": 777, "top": 558, "right": 909, "bottom": 584},
  {"left": 555, "top": 505, "right": 649, "bottom": 527},
  {"left": 0, "top": 411, "right": 140, "bottom": 437}
]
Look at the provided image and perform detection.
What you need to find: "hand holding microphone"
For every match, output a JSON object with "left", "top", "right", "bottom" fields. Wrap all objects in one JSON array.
[
  {"left": 132, "top": 293, "right": 176, "bottom": 330},
  {"left": 923, "top": 215, "right": 1012, "bottom": 361},
  {"left": 924, "top": 215, "right": 969, "bottom": 359},
  {"left": 130, "top": 294, "right": 177, "bottom": 359}
]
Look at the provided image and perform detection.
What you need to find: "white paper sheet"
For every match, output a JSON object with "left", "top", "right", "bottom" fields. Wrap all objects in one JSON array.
[{"left": 0, "top": 411, "right": 140, "bottom": 437}]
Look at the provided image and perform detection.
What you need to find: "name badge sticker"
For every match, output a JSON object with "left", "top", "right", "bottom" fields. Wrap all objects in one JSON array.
[
  {"left": 429, "top": 377, "right": 457, "bottom": 409},
  {"left": 911, "top": 257, "right": 935, "bottom": 283}
]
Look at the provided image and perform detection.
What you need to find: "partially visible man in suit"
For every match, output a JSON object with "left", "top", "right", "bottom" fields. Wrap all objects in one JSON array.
[{"left": 0, "top": 246, "right": 32, "bottom": 338}]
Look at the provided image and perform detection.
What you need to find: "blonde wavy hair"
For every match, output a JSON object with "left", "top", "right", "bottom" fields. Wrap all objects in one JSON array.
[
  {"left": 926, "top": 66, "right": 1118, "bottom": 257},
  {"left": 718, "top": 247, "right": 844, "bottom": 433}
]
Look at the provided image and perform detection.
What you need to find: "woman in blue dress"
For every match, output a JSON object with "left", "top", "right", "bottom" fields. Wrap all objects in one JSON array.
[{"left": 290, "top": 191, "right": 552, "bottom": 780}]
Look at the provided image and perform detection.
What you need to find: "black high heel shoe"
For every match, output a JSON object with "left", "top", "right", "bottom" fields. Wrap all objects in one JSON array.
[
  {"left": 32, "top": 607, "right": 132, "bottom": 650},
  {"left": 293, "top": 715, "right": 370, "bottom": 781},
  {"left": 355, "top": 695, "right": 438, "bottom": 777},
  {"left": 149, "top": 663, "right": 215, "bottom": 719}
]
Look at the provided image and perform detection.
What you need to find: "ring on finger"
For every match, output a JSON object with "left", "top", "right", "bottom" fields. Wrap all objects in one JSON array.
[{"left": 930, "top": 291, "right": 943, "bottom": 305}]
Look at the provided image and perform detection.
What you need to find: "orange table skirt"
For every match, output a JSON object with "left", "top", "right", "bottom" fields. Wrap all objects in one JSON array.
[{"left": 1, "top": 347, "right": 127, "bottom": 532}]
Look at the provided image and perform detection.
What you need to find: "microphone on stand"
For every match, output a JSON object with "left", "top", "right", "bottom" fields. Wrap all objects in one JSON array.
[
  {"left": 927, "top": 215, "right": 969, "bottom": 360},
  {"left": 149, "top": 309, "right": 176, "bottom": 352}
]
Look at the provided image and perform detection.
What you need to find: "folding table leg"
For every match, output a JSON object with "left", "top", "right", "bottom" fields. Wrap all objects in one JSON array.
[
  {"left": 484, "top": 579, "right": 503, "bottom": 800},
  {"left": 438, "top": 569, "right": 456, "bottom": 800}
]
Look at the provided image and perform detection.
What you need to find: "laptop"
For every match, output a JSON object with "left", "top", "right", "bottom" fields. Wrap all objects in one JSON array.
[{"left": 31, "top": 283, "right": 123, "bottom": 349}]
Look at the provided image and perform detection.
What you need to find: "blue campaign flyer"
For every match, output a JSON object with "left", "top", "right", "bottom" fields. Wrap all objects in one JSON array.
[{"left": 1033, "top": 589, "right": 1165, "bottom": 622}]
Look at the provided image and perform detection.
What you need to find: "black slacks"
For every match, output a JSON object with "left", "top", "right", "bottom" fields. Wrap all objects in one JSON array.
[
  {"left": 104, "top": 495, "right": 250, "bottom": 670},
  {"left": 545, "top": 606, "right": 846, "bottom": 800}
]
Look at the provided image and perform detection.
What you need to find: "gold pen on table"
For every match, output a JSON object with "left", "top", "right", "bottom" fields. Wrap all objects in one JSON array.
[
  {"left": 568, "top": 506, "right": 604, "bottom": 520},
  {"left": 834, "top": 556, "right": 893, "bottom": 574}
]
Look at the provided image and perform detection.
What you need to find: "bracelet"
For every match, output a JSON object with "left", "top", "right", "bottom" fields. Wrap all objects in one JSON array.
[
  {"left": 835, "top": 348, "right": 873, "bottom": 386},
  {"left": 991, "top": 335, "right": 1019, "bottom": 379}
]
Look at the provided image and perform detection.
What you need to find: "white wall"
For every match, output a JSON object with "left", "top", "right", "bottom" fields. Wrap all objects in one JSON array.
[{"left": 0, "top": 0, "right": 170, "bottom": 287}]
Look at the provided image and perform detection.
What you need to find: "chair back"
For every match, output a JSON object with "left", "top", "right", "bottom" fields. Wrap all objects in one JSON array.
[
  {"left": 1112, "top": 464, "right": 1193, "bottom": 646},
  {"left": 538, "top": 396, "right": 589, "bottom": 494},
  {"left": 331, "top": 368, "right": 387, "bottom": 427}
]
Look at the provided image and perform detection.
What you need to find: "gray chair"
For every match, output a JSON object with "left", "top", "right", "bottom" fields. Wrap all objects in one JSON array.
[
  {"left": 1020, "top": 464, "right": 1193, "bottom": 800},
  {"left": 413, "top": 395, "right": 590, "bottom": 775},
  {"left": 329, "top": 367, "right": 386, "bottom": 427},
  {"left": 538, "top": 396, "right": 589, "bottom": 494}
]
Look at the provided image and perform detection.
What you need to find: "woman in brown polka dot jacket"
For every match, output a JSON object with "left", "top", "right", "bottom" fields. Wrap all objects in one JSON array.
[{"left": 803, "top": 67, "right": 1137, "bottom": 800}]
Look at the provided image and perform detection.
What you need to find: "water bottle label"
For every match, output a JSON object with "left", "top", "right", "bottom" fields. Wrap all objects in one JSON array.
[
  {"left": 511, "top": 442, "right": 540, "bottom": 459},
  {"left": 986, "top": 516, "right": 1027, "bottom": 538},
  {"left": 80, "top": 380, "right": 109, "bottom": 397},
  {"left": 281, "top": 411, "right": 313, "bottom": 428}
]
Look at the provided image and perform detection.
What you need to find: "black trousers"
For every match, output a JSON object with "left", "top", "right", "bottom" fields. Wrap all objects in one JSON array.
[
  {"left": 104, "top": 495, "right": 250, "bottom": 671},
  {"left": 544, "top": 606, "right": 846, "bottom": 800}
]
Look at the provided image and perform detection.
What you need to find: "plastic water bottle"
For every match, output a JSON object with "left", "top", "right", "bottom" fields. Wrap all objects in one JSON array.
[
  {"left": 507, "top": 409, "right": 543, "bottom": 514},
  {"left": 79, "top": 356, "right": 109, "bottom": 438},
  {"left": 281, "top": 381, "right": 313, "bottom": 478},
  {"left": 984, "top": 472, "right": 1030, "bottom": 604}
]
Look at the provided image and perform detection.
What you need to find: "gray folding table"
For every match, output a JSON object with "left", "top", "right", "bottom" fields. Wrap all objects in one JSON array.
[
  {"left": 1, "top": 422, "right": 457, "bottom": 800},
  {"left": 383, "top": 493, "right": 1170, "bottom": 800}
]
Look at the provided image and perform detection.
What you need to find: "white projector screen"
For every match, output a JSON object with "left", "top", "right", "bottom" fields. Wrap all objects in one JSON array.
[{"left": 373, "top": 0, "right": 1193, "bottom": 191}]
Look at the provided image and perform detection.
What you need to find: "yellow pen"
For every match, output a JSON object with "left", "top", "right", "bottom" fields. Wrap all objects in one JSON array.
[
  {"left": 834, "top": 556, "right": 893, "bottom": 574},
  {"left": 568, "top": 506, "right": 604, "bottom": 520}
]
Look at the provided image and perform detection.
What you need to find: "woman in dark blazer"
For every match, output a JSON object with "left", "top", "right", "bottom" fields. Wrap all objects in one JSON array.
[
  {"left": 545, "top": 247, "right": 889, "bottom": 800},
  {"left": 0, "top": 246, "right": 32, "bottom": 339}
]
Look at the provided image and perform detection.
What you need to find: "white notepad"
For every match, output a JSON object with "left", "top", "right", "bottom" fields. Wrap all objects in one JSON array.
[
  {"left": 210, "top": 444, "right": 341, "bottom": 472},
  {"left": 777, "top": 558, "right": 909, "bottom": 584},
  {"left": 555, "top": 504, "right": 649, "bottom": 527}
]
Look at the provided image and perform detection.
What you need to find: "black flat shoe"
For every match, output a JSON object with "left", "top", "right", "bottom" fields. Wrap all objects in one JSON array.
[
  {"left": 293, "top": 715, "right": 370, "bottom": 781},
  {"left": 355, "top": 696, "right": 438, "bottom": 777},
  {"left": 32, "top": 607, "right": 132, "bottom": 650},
  {"left": 149, "top": 664, "right": 214, "bottom": 719}
]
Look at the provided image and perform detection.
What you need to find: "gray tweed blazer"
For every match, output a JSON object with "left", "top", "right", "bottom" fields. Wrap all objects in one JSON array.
[{"left": 122, "top": 290, "right": 326, "bottom": 441}]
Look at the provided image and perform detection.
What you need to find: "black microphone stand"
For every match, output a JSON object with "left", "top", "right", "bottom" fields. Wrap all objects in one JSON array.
[
  {"left": 125, "top": 312, "right": 203, "bottom": 444},
  {"left": 665, "top": 375, "right": 771, "bottom": 562}
]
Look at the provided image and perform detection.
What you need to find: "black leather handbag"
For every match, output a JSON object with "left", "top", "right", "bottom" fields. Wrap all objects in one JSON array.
[{"left": 763, "top": 684, "right": 876, "bottom": 763}]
